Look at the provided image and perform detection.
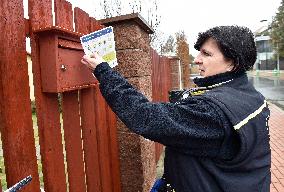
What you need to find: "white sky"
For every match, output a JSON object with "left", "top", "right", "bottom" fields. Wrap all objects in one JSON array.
[
  {"left": 158, "top": 0, "right": 282, "bottom": 56},
  {"left": 24, "top": 0, "right": 282, "bottom": 56}
]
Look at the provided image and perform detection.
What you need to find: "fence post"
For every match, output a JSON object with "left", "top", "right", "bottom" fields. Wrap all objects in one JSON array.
[
  {"left": 100, "top": 13, "right": 156, "bottom": 192},
  {"left": 169, "top": 56, "right": 182, "bottom": 90}
]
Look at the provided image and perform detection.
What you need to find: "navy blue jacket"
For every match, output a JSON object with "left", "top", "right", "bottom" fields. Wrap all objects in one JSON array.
[{"left": 93, "top": 62, "right": 271, "bottom": 192}]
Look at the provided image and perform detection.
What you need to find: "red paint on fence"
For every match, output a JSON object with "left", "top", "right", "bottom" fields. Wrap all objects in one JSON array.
[
  {"left": 90, "top": 17, "right": 105, "bottom": 31},
  {"left": 106, "top": 105, "right": 122, "bottom": 192},
  {"left": 0, "top": 0, "right": 40, "bottom": 191},
  {"left": 55, "top": 0, "right": 73, "bottom": 30},
  {"left": 74, "top": 8, "right": 90, "bottom": 34},
  {"left": 151, "top": 48, "right": 172, "bottom": 162},
  {"left": 55, "top": 5, "right": 87, "bottom": 188},
  {"left": 55, "top": 1, "right": 87, "bottom": 191},
  {"left": 29, "top": 0, "right": 68, "bottom": 191},
  {"left": 94, "top": 86, "right": 114, "bottom": 192},
  {"left": 80, "top": 88, "right": 102, "bottom": 192},
  {"left": 25, "top": 18, "right": 31, "bottom": 37},
  {"left": 62, "top": 91, "right": 87, "bottom": 192},
  {"left": 74, "top": 8, "right": 122, "bottom": 192}
]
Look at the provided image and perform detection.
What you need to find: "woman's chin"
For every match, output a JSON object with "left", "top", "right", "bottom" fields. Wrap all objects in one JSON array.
[{"left": 199, "top": 71, "right": 205, "bottom": 77}]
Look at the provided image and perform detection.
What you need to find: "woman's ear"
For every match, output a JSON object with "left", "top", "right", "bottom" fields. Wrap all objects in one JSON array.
[
  {"left": 226, "top": 65, "right": 234, "bottom": 72},
  {"left": 226, "top": 59, "right": 234, "bottom": 72}
]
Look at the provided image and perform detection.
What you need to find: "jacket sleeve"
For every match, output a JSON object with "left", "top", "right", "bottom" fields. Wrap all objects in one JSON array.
[{"left": 94, "top": 62, "right": 228, "bottom": 158}]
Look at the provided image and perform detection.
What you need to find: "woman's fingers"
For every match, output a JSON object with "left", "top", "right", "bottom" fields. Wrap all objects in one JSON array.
[
  {"left": 81, "top": 57, "right": 94, "bottom": 70},
  {"left": 82, "top": 55, "right": 91, "bottom": 63},
  {"left": 89, "top": 52, "right": 99, "bottom": 58},
  {"left": 81, "top": 53, "right": 104, "bottom": 70}
]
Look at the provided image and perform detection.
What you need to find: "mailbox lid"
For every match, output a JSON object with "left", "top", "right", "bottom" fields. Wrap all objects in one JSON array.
[{"left": 57, "top": 46, "right": 97, "bottom": 92}]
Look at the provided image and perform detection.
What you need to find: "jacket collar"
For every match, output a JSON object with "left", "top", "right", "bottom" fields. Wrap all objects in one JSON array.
[{"left": 193, "top": 71, "right": 246, "bottom": 88}]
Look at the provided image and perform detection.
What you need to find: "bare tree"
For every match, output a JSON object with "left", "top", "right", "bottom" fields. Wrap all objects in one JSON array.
[
  {"left": 100, "top": 0, "right": 123, "bottom": 18},
  {"left": 114, "top": 0, "right": 122, "bottom": 16},
  {"left": 99, "top": 0, "right": 165, "bottom": 52},
  {"left": 147, "top": 0, "right": 163, "bottom": 51},
  {"left": 161, "top": 35, "right": 176, "bottom": 55},
  {"left": 129, "top": 0, "right": 142, "bottom": 13},
  {"left": 128, "top": 0, "right": 162, "bottom": 51},
  {"left": 100, "top": 0, "right": 111, "bottom": 18}
]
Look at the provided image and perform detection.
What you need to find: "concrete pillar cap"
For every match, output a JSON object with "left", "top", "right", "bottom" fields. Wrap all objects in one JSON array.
[{"left": 99, "top": 13, "right": 154, "bottom": 34}]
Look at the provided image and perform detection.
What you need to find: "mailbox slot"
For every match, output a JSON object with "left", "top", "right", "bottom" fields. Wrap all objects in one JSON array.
[{"left": 34, "top": 26, "right": 97, "bottom": 93}]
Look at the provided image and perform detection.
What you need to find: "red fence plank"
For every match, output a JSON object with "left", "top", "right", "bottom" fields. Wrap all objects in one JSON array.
[
  {"left": 0, "top": 0, "right": 40, "bottom": 191},
  {"left": 160, "top": 56, "right": 171, "bottom": 102},
  {"left": 28, "top": 0, "right": 53, "bottom": 31},
  {"left": 90, "top": 17, "right": 104, "bottom": 31},
  {"left": 74, "top": 7, "right": 90, "bottom": 34},
  {"left": 55, "top": 0, "right": 73, "bottom": 30},
  {"left": 35, "top": 94, "right": 67, "bottom": 192},
  {"left": 62, "top": 91, "right": 86, "bottom": 192},
  {"left": 106, "top": 105, "right": 122, "bottom": 192},
  {"left": 28, "top": 0, "right": 67, "bottom": 191},
  {"left": 54, "top": 1, "right": 86, "bottom": 191},
  {"left": 80, "top": 88, "right": 102, "bottom": 192},
  {"left": 151, "top": 48, "right": 171, "bottom": 102},
  {"left": 151, "top": 48, "right": 173, "bottom": 162},
  {"left": 94, "top": 86, "right": 113, "bottom": 192}
]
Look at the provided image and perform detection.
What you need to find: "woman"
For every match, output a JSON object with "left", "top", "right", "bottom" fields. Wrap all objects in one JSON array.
[{"left": 81, "top": 26, "right": 271, "bottom": 192}]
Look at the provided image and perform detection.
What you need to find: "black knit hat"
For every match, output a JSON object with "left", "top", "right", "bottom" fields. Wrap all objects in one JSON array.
[{"left": 194, "top": 25, "right": 257, "bottom": 72}]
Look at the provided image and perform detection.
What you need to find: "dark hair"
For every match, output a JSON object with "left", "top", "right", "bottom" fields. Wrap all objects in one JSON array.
[{"left": 194, "top": 25, "right": 257, "bottom": 72}]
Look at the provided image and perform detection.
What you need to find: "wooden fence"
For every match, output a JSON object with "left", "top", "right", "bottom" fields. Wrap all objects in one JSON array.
[
  {"left": 0, "top": 0, "right": 173, "bottom": 191},
  {"left": 151, "top": 49, "right": 172, "bottom": 162}
]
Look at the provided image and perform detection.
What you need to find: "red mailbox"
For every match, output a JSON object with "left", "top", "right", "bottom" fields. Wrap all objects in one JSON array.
[{"left": 34, "top": 26, "right": 97, "bottom": 93}]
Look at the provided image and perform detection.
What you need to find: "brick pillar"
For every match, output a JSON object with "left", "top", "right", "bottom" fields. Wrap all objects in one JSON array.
[
  {"left": 100, "top": 13, "right": 156, "bottom": 192},
  {"left": 169, "top": 56, "right": 182, "bottom": 90}
]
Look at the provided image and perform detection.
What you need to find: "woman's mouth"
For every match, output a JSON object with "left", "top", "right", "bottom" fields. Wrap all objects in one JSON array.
[{"left": 199, "top": 69, "right": 205, "bottom": 76}]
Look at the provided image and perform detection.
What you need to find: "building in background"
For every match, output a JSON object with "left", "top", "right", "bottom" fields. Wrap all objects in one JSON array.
[
  {"left": 254, "top": 25, "right": 283, "bottom": 70},
  {"left": 255, "top": 35, "right": 275, "bottom": 70}
]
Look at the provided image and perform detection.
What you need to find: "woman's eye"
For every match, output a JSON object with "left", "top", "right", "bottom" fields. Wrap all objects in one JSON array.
[{"left": 202, "top": 51, "right": 211, "bottom": 56}]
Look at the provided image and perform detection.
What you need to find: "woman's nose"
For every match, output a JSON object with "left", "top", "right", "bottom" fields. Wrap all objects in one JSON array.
[{"left": 194, "top": 55, "right": 202, "bottom": 65}]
